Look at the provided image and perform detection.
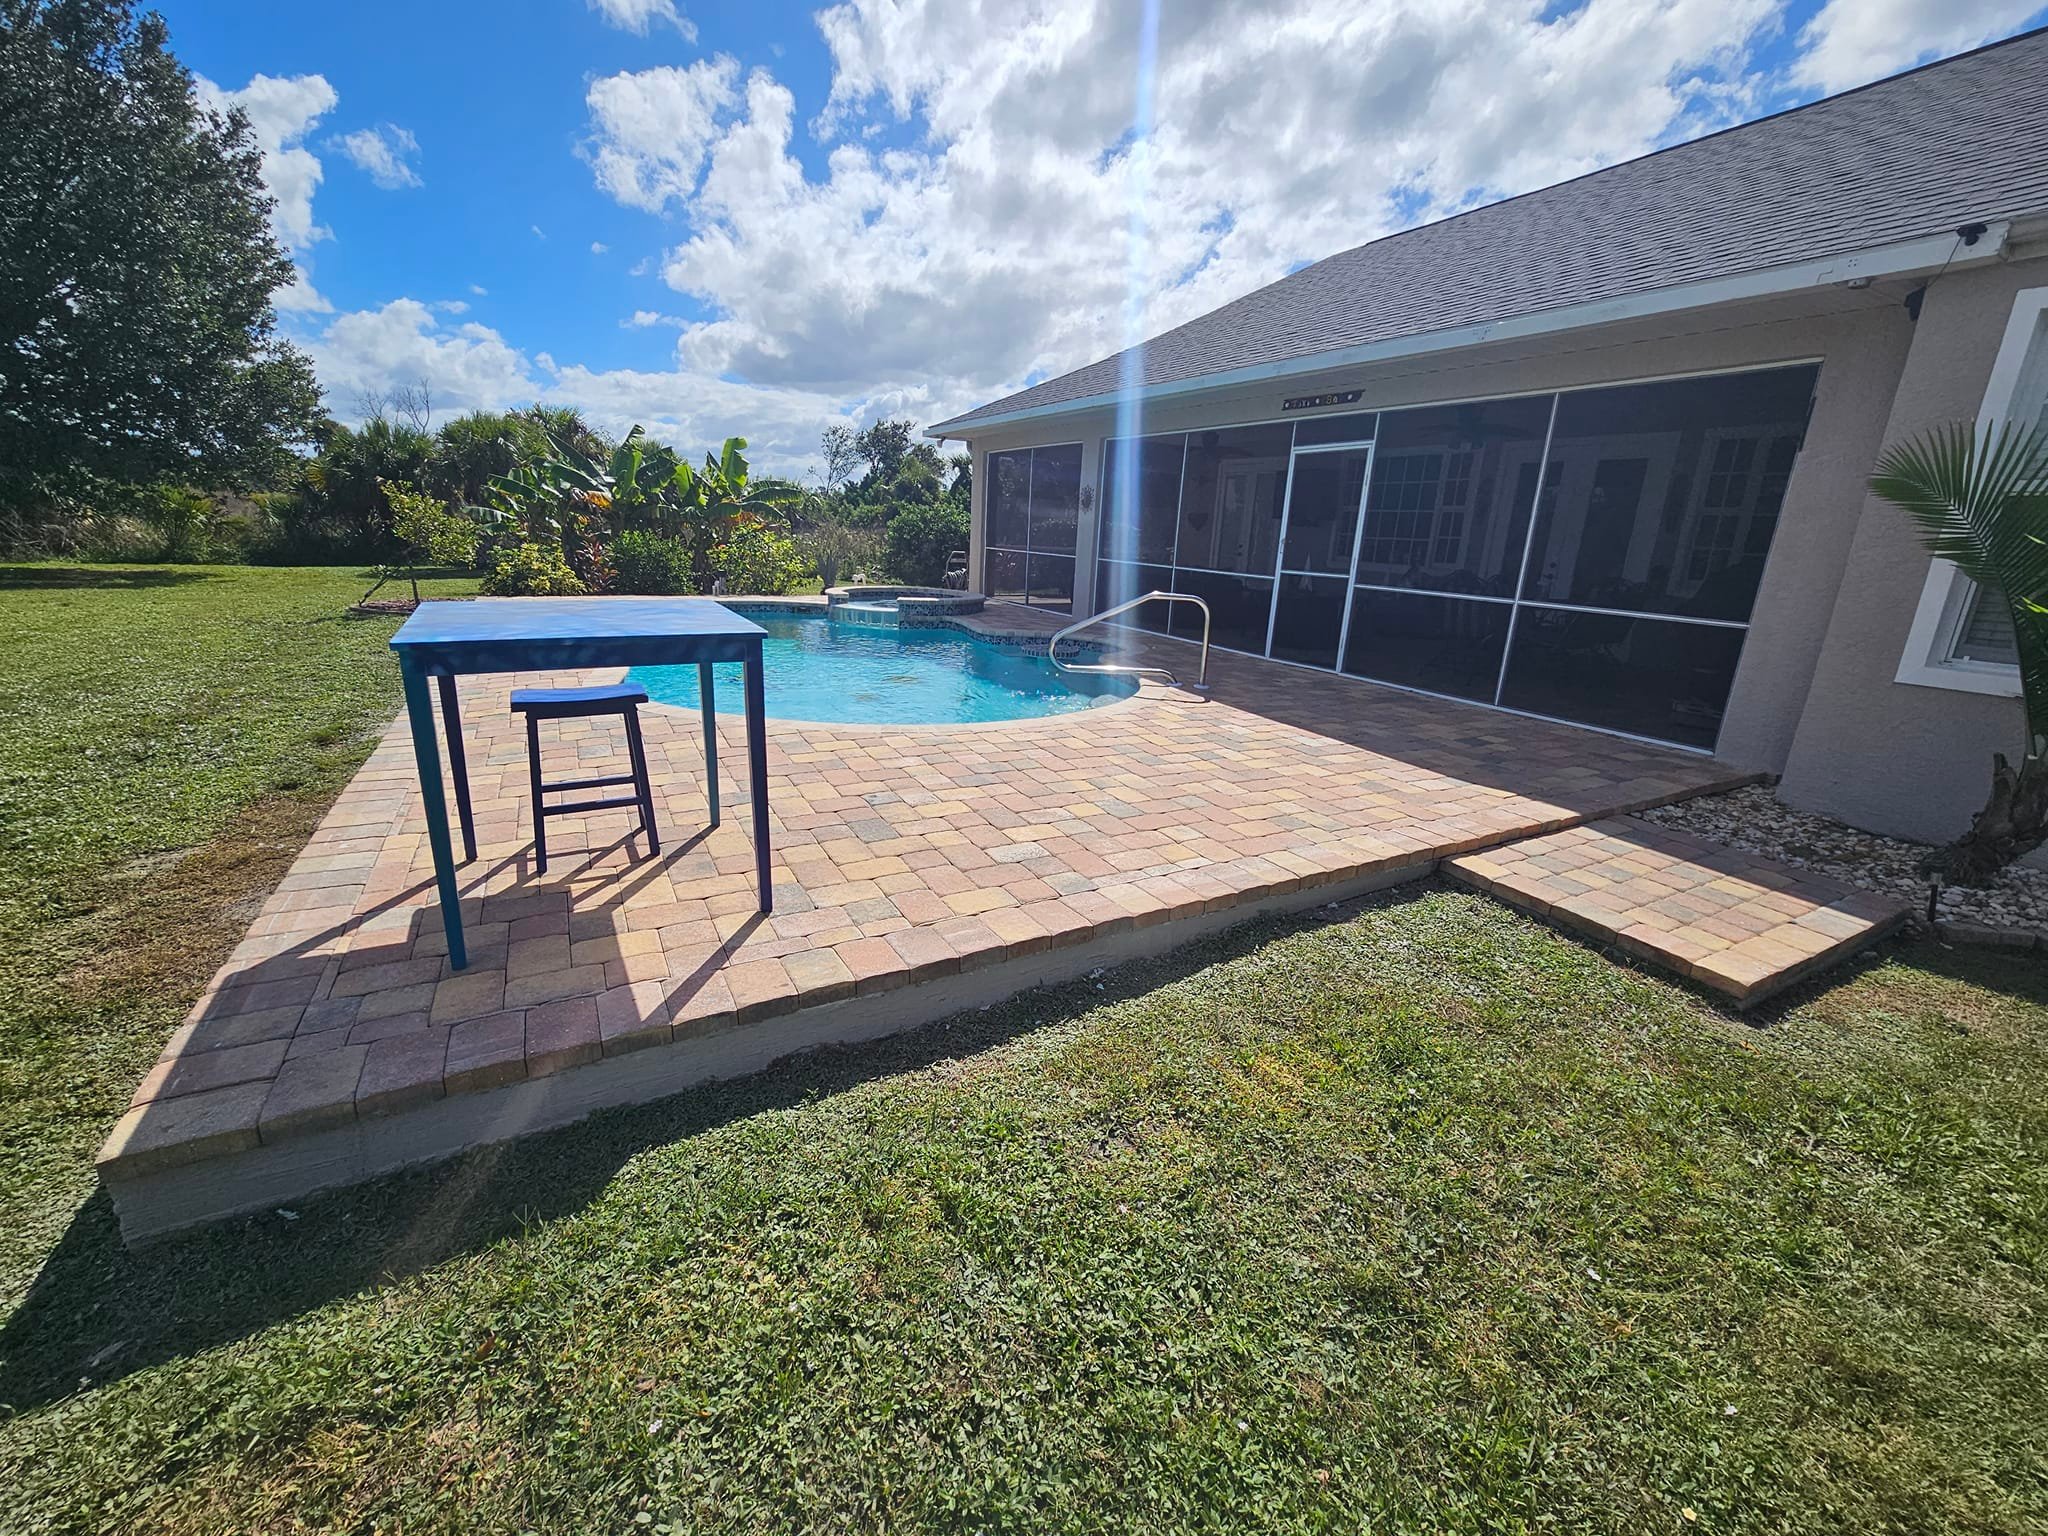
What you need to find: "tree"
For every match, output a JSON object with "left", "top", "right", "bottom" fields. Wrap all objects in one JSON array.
[
  {"left": 789, "top": 492, "right": 882, "bottom": 589},
  {"left": 305, "top": 417, "right": 433, "bottom": 552},
  {"left": 358, "top": 480, "right": 478, "bottom": 608},
  {"left": 426, "top": 411, "right": 543, "bottom": 507},
  {"left": 819, "top": 424, "right": 860, "bottom": 492},
  {"left": 682, "top": 437, "right": 802, "bottom": 588},
  {"left": 1870, "top": 420, "right": 2048, "bottom": 883},
  {"left": 852, "top": 419, "right": 915, "bottom": 483},
  {"left": 884, "top": 500, "right": 969, "bottom": 587},
  {"left": 0, "top": 0, "right": 324, "bottom": 510}
]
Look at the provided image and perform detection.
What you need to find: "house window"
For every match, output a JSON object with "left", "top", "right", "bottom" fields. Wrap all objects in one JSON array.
[
  {"left": 983, "top": 442, "right": 1081, "bottom": 610},
  {"left": 1954, "top": 586, "right": 2020, "bottom": 667},
  {"left": 1895, "top": 284, "right": 2047, "bottom": 698}
]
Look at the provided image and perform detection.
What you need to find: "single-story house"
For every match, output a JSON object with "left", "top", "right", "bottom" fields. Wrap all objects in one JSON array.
[{"left": 928, "top": 28, "right": 2048, "bottom": 856}]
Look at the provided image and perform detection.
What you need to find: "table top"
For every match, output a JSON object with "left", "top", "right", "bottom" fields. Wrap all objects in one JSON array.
[{"left": 391, "top": 596, "right": 766, "bottom": 650}]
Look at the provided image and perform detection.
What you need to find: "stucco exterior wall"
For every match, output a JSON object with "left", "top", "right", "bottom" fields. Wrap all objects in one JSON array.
[
  {"left": 954, "top": 287, "right": 1933, "bottom": 776},
  {"left": 1776, "top": 257, "right": 2040, "bottom": 847}
]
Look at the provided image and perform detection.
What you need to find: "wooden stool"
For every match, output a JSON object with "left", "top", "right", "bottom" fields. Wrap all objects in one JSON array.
[{"left": 510, "top": 684, "right": 659, "bottom": 874}]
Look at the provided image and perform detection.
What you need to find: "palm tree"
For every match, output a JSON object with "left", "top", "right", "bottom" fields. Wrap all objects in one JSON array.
[{"left": 1870, "top": 420, "right": 2048, "bottom": 883}]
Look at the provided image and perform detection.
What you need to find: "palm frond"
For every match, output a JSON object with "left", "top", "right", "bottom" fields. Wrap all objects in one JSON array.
[
  {"left": 1871, "top": 418, "right": 2048, "bottom": 743},
  {"left": 1870, "top": 420, "right": 2048, "bottom": 594}
]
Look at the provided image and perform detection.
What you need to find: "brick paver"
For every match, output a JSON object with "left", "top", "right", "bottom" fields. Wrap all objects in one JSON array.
[
  {"left": 98, "top": 601, "right": 1749, "bottom": 1180},
  {"left": 1445, "top": 818, "right": 1907, "bottom": 1007}
]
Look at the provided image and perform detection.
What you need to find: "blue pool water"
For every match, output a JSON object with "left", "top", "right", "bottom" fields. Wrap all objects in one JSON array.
[{"left": 628, "top": 611, "right": 1134, "bottom": 725}]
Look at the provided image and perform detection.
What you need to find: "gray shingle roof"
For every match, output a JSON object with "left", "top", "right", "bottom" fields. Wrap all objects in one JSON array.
[{"left": 934, "top": 28, "right": 2048, "bottom": 433}]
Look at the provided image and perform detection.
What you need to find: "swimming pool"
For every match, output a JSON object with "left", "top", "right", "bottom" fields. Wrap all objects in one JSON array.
[{"left": 628, "top": 610, "right": 1134, "bottom": 725}]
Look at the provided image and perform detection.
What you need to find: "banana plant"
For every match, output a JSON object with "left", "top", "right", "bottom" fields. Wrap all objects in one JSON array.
[
  {"left": 1870, "top": 419, "right": 2048, "bottom": 883},
  {"left": 672, "top": 437, "right": 802, "bottom": 586}
]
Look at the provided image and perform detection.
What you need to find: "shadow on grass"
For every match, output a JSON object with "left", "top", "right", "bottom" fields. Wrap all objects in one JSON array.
[
  {"left": 0, "top": 565, "right": 219, "bottom": 590},
  {"left": 1884, "top": 932, "right": 2048, "bottom": 1007},
  {"left": 0, "top": 889, "right": 1378, "bottom": 1415}
]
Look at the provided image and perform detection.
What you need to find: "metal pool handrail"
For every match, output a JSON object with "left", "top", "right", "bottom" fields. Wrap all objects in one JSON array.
[{"left": 1047, "top": 591, "right": 1211, "bottom": 689}]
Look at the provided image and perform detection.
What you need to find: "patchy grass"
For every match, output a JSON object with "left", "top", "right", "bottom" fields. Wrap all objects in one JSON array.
[
  {"left": 0, "top": 563, "right": 475, "bottom": 1300},
  {"left": 0, "top": 565, "right": 2044, "bottom": 1533}
]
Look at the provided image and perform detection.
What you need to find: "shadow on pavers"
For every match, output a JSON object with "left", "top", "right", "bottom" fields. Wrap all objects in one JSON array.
[{"left": 0, "top": 883, "right": 1415, "bottom": 1414}]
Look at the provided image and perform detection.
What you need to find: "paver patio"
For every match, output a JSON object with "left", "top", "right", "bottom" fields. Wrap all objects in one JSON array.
[
  {"left": 97, "top": 602, "right": 1760, "bottom": 1239},
  {"left": 1445, "top": 818, "right": 1909, "bottom": 1007}
]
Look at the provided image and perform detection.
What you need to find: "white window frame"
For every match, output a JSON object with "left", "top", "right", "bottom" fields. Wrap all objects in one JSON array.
[{"left": 1894, "top": 284, "right": 2047, "bottom": 698}]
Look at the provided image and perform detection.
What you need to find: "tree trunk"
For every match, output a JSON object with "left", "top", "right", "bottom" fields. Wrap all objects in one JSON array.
[{"left": 1929, "top": 749, "right": 2048, "bottom": 885}]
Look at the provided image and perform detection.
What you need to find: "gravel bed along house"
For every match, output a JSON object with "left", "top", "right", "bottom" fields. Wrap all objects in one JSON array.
[{"left": 1635, "top": 783, "right": 2048, "bottom": 943}]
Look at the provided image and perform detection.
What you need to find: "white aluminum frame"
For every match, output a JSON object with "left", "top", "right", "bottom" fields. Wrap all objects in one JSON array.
[
  {"left": 983, "top": 440, "right": 1084, "bottom": 613},
  {"left": 1894, "top": 284, "right": 2046, "bottom": 699},
  {"left": 1083, "top": 360, "right": 1820, "bottom": 751}
]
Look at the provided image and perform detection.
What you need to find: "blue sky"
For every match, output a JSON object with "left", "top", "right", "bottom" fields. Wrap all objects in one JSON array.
[{"left": 160, "top": 0, "right": 2048, "bottom": 478}]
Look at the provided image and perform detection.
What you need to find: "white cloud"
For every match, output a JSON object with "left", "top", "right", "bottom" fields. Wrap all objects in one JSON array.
[
  {"left": 303, "top": 299, "right": 538, "bottom": 424},
  {"left": 543, "top": 361, "right": 864, "bottom": 475},
  {"left": 588, "top": 0, "right": 696, "bottom": 38},
  {"left": 583, "top": 57, "right": 740, "bottom": 213},
  {"left": 576, "top": 0, "right": 1789, "bottom": 419},
  {"left": 333, "top": 123, "right": 422, "bottom": 189},
  {"left": 592, "top": 241, "right": 610, "bottom": 254},
  {"left": 1793, "top": 0, "right": 2045, "bottom": 93},
  {"left": 300, "top": 2, "right": 2045, "bottom": 480},
  {"left": 303, "top": 298, "right": 871, "bottom": 475},
  {"left": 469, "top": 283, "right": 488, "bottom": 296},
  {"left": 532, "top": 224, "right": 547, "bottom": 239},
  {"left": 194, "top": 72, "right": 337, "bottom": 310},
  {"left": 274, "top": 270, "right": 333, "bottom": 315},
  {"left": 434, "top": 299, "right": 470, "bottom": 314}
]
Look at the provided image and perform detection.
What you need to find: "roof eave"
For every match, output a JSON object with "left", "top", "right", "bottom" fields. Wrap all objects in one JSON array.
[{"left": 926, "top": 221, "right": 2013, "bottom": 440}]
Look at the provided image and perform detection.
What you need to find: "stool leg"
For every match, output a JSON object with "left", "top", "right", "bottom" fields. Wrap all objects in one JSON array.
[
  {"left": 525, "top": 713, "right": 548, "bottom": 876},
  {"left": 625, "top": 703, "right": 660, "bottom": 857}
]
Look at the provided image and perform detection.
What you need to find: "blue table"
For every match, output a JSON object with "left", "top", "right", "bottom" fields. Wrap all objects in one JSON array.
[{"left": 390, "top": 597, "right": 772, "bottom": 970}]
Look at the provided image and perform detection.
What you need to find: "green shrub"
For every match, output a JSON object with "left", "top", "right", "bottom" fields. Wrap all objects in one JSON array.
[
  {"left": 711, "top": 519, "right": 810, "bottom": 594},
  {"left": 69, "top": 512, "right": 161, "bottom": 562},
  {"left": 482, "top": 542, "right": 586, "bottom": 596},
  {"left": 883, "top": 499, "right": 969, "bottom": 586},
  {"left": 611, "top": 529, "right": 696, "bottom": 594}
]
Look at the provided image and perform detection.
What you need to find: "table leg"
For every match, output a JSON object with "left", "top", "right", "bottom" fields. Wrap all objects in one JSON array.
[
  {"left": 743, "top": 645, "right": 772, "bottom": 914},
  {"left": 401, "top": 655, "right": 468, "bottom": 970},
  {"left": 436, "top": 672, "right": 477, "bottom": 864},
  {"left": 698, "top": 660, "right": 720, "bottom": 829}
]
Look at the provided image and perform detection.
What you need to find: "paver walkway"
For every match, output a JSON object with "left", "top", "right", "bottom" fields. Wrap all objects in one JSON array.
[
  {"left": 98, "top": 602, "right": 1754, "bottom": 1230},
  {"left": 1445, "top": 818, "right": 1909, "bottom": 1007}
]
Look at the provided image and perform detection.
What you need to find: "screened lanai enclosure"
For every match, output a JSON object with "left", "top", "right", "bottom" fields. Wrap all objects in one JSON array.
[{"left": 988, "top": 362, "right": 1819, "bottom": 752}]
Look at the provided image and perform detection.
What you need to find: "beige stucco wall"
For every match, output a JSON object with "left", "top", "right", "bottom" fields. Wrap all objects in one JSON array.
[
  {"left": 1776, "top": 257, "right": 2040, "bottom": 847},
  {"left": 954, "top": 286, "right": 1936, "bottom": 776}
]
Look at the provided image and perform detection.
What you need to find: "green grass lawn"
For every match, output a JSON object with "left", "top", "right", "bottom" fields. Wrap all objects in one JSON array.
[{"left": 0, "top": 564, "right": 2043, "bottom": 1534}]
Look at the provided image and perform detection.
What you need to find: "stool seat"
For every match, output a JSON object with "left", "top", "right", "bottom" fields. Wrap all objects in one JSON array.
[
  {"left": 512, "top": 683, "right": 658, "bottom": 874},
  {"left": 511, "top": 683, "right": 649, "bottom": 716}
]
